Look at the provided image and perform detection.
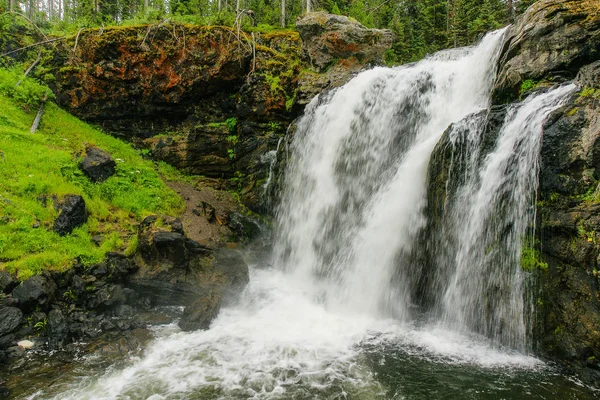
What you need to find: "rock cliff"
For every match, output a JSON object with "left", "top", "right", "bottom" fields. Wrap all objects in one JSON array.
[{"left": 52, "top": 16, "right": 393, "bottom": 213}]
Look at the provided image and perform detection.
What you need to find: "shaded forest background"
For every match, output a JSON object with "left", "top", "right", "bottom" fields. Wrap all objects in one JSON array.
[{"left": 0, "top": 0, "right": 536, "bottom": 64}]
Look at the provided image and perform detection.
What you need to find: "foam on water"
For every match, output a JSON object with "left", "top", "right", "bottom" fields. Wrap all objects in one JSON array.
[{"left": 43, "top": 267, "right": 544, "bottom": 400}]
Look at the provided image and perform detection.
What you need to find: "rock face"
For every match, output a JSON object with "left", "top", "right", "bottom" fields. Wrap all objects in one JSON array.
[
  {"left": 79, "top": 146, "right": 116, "bottom": 182},
  {"left": 486, "top": 0, "right": 600, "bottom": 374},
  {"left": 130, "top": 215, "right": 248, "bottom": 329},
  {"left": 423, "top": 0, "right": 600, "bottom": 384},
  {"left": 179, "top": 290, "right": 222, "bottom": 331},
  {"left": 0, "top": 271, "right": 16, "bottom": 294},
  {"left": 493, "top": 0, "right": 600, "bottom": 103},
  {"left": 53, "top": 195, "right": 87, "bottom": 236},
  {"left": 0, "top": 308, "right": 22, "bottom": 337},
  {"left": 537, "top": 86, "right": 600, "bottom": 370},
  {"left": 296, "top": 12, "right": 394, "bottom": 71},
  {"left": 51, "top": 20, "right": 393, "bottom": 213}
]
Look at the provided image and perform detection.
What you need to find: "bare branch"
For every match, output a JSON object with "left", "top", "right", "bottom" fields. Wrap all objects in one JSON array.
[
  {"left": 0, "top": 36, "right": 67, "bottom": 58},
  {"left": 30, "top": 93, "right": 48, "bottom": 134},
  {"left": 15, "top": 49, "right": 42, "bottom": 87}
]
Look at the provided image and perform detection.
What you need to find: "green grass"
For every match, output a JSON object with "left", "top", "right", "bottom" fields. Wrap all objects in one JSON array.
[{"left": 0, "top": 70, "right": 183, "bottom": 279}]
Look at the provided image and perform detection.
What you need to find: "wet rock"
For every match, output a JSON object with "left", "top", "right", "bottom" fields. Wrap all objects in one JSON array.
[
  {"left": 137, "top": 215, "right": 189, "bottom": 270},
  {"left": 213, "top": 248, "right": 250, "bottom": 297},
  {"left": 79, "top": 146, "right": 116, "bottom": 182},
  {"left": 493, "top": 0, "right": 600, "bottom": 103},
  {"left": 0, "top": 334, "right": 15, "bottom": 348},
  {"left": 296, "top": 12, "right": 394, "bottom": 71},
  {"left": 228, "top": 212, "right": 264, "bottom": 242},
  {"left": 112, "top": 304, "right": 134, "bottom": 318},
  {"left": 53, "top": 195, "right": 88, "bottom": 236},
  {"left": 11, "top": 275, "right": 57, "bottom": 312},
  {"left": 0, "top": 307, "right": 22, "bottom": 336},
  {"left": 130, "top": 215, "right": 249, "bottom": 308},
  {"left": 576, "top": 61, "right": 600, "bottom": 88},
  {"left": 90, "top": 328, "right": 153, "bottom": 358},
  {"left": 537, "top": 88, "right": 600, "bottom": 367},
  {"left": 0, "top": 296, "right": 18, "bottom": 308},
  {"left": 47, "top": 308, "right": 68, "bottom": 346},
  {"left": 0, "top": 385, "right": 9, "bottom": 399},
  {"left": 0, "top": 271, "right": 16, "bottom": 294},
  {"left": 90, "top": 284, "right": 126, "bottom": 309},
  {"left": 179, "top": 290, "right": 222, "bottom": 331}
]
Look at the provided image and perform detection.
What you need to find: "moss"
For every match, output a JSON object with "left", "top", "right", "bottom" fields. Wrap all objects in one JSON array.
[
  {"left": 580, "top": 86, "right": 600, "bottom": 99},
  {"left": 520, "top": 247, "right": 549, "bottom": 271},
  {"left": 566, "top": 107, "right": 579, "bottom": 116}
]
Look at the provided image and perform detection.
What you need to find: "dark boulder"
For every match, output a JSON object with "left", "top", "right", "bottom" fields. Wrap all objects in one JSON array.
[
  {"left": 178, "top": 290, "right": 222, "bottom": 331},
  {"left": 576, "top": 61, "right": 600, "bottom": 88},
  {"left": 11, "top": 275, "right": 57, "bottom": 312},
  {"left": 54, "top": 195, "right": 87, "bottom": 236},
  {"left": 79, "top": 146, "right": 116, "bottom": 182},
  {"left": 0, "top": 271, "right": 16, "bottom": 294},
  {"left": 493, "top": 0, "right": 600, "bottom": 104},
  {"left": 137, "top": 215, "right": 189, "bottom": 270},
  {"left": 0, "top": 307, "right": 22, "bottom": 336}
]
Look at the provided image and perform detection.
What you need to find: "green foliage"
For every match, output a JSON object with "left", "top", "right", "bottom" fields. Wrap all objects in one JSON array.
[
  {"left": 0, "top": 69, "right": 183, "bottom": 280},
  {"left": 519, "top": 79, "right": 536, "bottom": 96},
  {"left": 227, "top": 148, "right": 235, "bottom": 160},
  {"left": 0, "top": 68, "right": 54, "bottom": 109},
  {"left": 34, "top": 318, "right": 48, "bottom": 332},
  {"left": 226, "top": 117, "right": 237, "bottom": 134},
  {"left": 520, "top": 247, "right": 548, "bottom": 271}
]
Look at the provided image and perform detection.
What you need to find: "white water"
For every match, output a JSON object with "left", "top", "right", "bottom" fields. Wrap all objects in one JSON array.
[
  {"left": 37, "top": 31, "right": 582, "bottom": 399},
  {"left": 439, "top": 84, "right": 577, "bottom": 349},
  {"left": 274, "top": 29, "right": 506, "bottom": 320},
  {"left": 45, "top": 268, "right": 541, "bottom": 400}
]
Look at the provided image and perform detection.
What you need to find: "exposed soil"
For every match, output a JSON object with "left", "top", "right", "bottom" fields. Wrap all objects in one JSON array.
[{"left": 166, "top": 181, "right": 240, "bottom": 247}]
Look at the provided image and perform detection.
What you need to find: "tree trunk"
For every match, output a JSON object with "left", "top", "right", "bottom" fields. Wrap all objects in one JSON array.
[
  {"left": 236, "top": 0, "right": 240, "bottom": 14},
  {"left": 145, "top": 0, "right": 149, "bottom": 10},
  {"left": 306, "top": 0, "right": 311, "bottom": 13},
  {"left": 281, "top": 0, "right": 285, "bottom": 27}
]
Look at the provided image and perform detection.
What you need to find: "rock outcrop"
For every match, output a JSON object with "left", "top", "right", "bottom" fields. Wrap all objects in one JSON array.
[
  {"left": 423, "top": 0, "right": 600, "bottom": 384},
  {"left": 51, "top": 18, "right": 393, "bottom": 213},
  {"left": 296, "top": 12, "right": 394, "bottom": 71},
  {"left": 493, "top": 0, "right": 600, "bottom": 104},
  {"left": 129, "top": 215, "right": 248, "bottom": 322}
]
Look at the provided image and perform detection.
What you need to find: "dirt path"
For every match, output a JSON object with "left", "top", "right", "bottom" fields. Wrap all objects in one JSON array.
[{"left": 167, "top": 181, "right": 239, "bottom": 247}]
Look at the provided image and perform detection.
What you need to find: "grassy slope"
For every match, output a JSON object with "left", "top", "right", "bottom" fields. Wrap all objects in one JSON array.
[{"left": 0, "top": 68, "right": 184, "bottom": 279}]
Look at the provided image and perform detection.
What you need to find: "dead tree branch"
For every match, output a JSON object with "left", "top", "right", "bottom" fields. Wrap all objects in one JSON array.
[{"left": 15, "top": 49, "right": 42, "bottom": 87}]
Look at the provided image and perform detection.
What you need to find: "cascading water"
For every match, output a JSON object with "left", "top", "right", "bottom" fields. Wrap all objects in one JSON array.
[
  {"left": 273, "top": 30, "right": 506, "bottom": 321},
  {"left": 433, "top": 85, "right": 576, "bottom": 350},
  {"left": 25, "top": 31, "right": 594, "bottom": 400}
]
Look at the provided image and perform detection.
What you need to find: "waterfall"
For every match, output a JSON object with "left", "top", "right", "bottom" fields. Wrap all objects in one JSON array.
[
  {"left": 40, "top": 30, "right": 584, "bottom": 400},
  {"left": 273, "top": 29, "right": 506, "bottom": 321},
  {"left": 435, "top": 85, "right": 576, "bottom": 350},
  {"left": 273, "top": 30, "right": 575, "bottom": 347}
]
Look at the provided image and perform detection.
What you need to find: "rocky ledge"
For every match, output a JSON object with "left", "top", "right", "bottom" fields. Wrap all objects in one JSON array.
[{"left": 51, "top": 15, "right": 393, "bottom": 213}]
